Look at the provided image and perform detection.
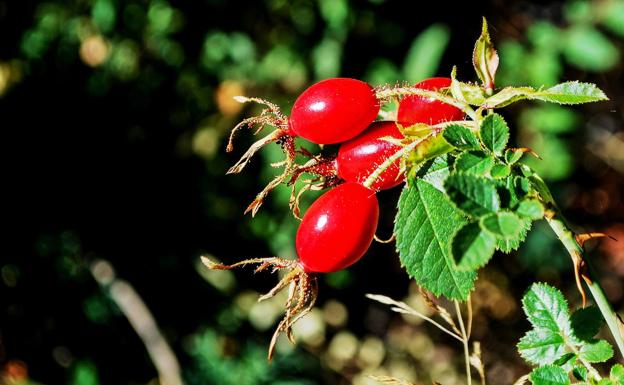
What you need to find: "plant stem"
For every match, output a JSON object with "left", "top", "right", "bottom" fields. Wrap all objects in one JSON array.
[
  {"left": 547, "top": 214, "right": 624, "bottom": 360},
  {"left": 455, "top": 300, "right": 472, "bottom": 385}
]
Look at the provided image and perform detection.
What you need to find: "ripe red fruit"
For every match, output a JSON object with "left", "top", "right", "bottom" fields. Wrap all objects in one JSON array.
[
  {"left": 336, "top": 121, "right": 405, "bottom": 191},
  {"left": 397, "top": 77, "right": 464, "bottom": 126},
  {"left": 296, "top": 182, "right": 379, "bottom": 273},
  {"left": 289, "top": 78, "right": 380, "bottom": 144}
]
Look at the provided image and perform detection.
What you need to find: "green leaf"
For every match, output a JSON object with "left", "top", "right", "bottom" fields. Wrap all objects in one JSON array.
[
  {"left": 414, "top": 154, "right": 453, "bottom": 192},
  {"left": 498, "top": 175, "right": 531, "bottom": 209},
  {"left": 522, "top": 283, "right": 571, "bottom": 334},
  {"left": 480, "top": 113, "right": 509, "bottom": 155},
  {"left": 452, "top": 222, "right": 496, "bottom": 271},
  {"left": 554, "top": 353, "right": 577, "bottom": 372},
  {"left": 518, "top": 328, "right": 566, "bottom": 365},
  {"left": 497, "top": 217, "right": 532, "bottom": 253},
  {"left": 472, "top": 18, "right": 499, "bottom": 91},
  {"left": 444, "top": 173, "right": 500, "bottom": 217},
  {"left": 491, "top": 163, "right": 511, "bottom": 179},
  {"left": 395, "top": 180, "right": 476, "bottom": 300},
  {"left": 563, "top": 25, "right": 619, "bottom": 72},
  {"left": 572, "top": 365, "right": 588, "bottom": 382},
  {"left": 517, "top": 199, "right": 545, "bottom": 220},
  {"left": 533, "top": 82, "right": 608, "bottom": 105},
  {"left": 570, "top": 306, "right": 603, "bottom": 342},
  {"left": 529, "top": 365, "right": 570, "bottom": 385},
  {"left": 480, "top": 211, "right": 522, "bottom": 240},
  {"left": 610, "top": 364, "right": 624, "bottom": 384},
  {"left": 450, "top": 68, "right": 486, "bottom": 105},
  {"left": 602, "top": 1, "right": 624, "bottom": 38},
  {"left": 443, "top": 124, "right": 480, "bottom": 150},
  {"left": 454, "top": 151, "right": 494, "bottom": 175},
  {"left": 483, "top": 86, "right": 536, "bottom": 109},
  {"left": 600, "top": 379, "right": 618, "bottom": 385},
  {"left": 505, "top": 149, "right": 524, "bottom": 165},
  {"left": 580, "top": 340, "right": 613, "bottom": 363},
  {"left": 520, "top": 105, "right": 579, "bottom": 135},
  {"left": 483, "top": 82, "right": 608, "bottom": 108},
  {"left": 403, "top": 23, "right": 450, "bottom": 83}
]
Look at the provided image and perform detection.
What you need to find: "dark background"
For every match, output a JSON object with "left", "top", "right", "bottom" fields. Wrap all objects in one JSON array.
[{"left": 2, "top": 0, "right": 624, "bottom": 384}]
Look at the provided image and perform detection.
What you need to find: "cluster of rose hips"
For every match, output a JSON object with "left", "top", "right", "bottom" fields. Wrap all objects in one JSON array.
[{"left": 204, "top": 77, "right": 464, "bottom": 359}]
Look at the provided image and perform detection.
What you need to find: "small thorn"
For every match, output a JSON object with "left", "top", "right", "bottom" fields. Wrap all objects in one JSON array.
[{"left": 576, "top": 232, "right": 616, "bottom": 248}]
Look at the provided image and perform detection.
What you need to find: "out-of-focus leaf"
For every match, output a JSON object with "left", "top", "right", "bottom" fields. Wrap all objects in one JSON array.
[
  {"left": 520, "top": 105, "right": 579, "bottom": 135},
  {"left": 602, "top": 1, "right": 624, "bottom": 37},
  {"left": 402, "top": 23, "right": 450, "bottom": 83},
  {"left": 563, "top": 26, "right": 619, "bottom": 71}
]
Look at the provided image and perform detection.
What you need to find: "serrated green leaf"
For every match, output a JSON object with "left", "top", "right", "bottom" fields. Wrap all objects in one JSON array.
[
  {"left": 554, "top": 352, "right": 577, "bottom": 372},
  {"left": 530, "top": 365, "right": 570, "bottom": 385},
  {"left": 572, "top": 365, "right": 588, "bottom": 382},
  {"left": 481, "top": 211, "right": 522, "bottom": 240},
  {"left": 402, "top": 23, "right": 450, "bottom": 83},
  {"left": 518, "top": 328, "right": 566, "bottom": 365},
  {"left": 482, "top": 82, "right": 607, "bottom": 108},
  {"left": 498, "top": 175, "right": 531, "bottom": 209},
  {"left": 491, "top": 163, "right": 511, "bottom": 179},
  {"left": 443, "top": 124, "right": 480, "bottom": 150},
  {"left": 517, "top": 199, "right": 545, "bottom": 220},
  {"left": 445, "top": 173, "right": 500, "bottom": 217},
  {"left": 414, "top": 154, "right": 453, "bottom": 192},
  {"left": 395, "top": 180, "right": 476, "bottom": 300},
  {"left": 600, "top": 379, "right": 618, "bottom": 385},
  {"left": 455, "top": 151, "right": 494, "bottom": 175},
  {"left": 522, "top": 283, "right": 572, "bottom": 334},
  {"left": 480, "top": 113, "right": 509, "bottom": 155},
  {"left": 505, "top": 149, "right": 524, "bottom": 165},
  {"left": 472, "top": 18, "right": 499, "bottom": 91},
  {"left": 533, "top": 82, "right": 608, "bottom": 105},
  {"left": 610, "top": 364, "right": 624, "bottom": 384},
  {"left": 570, "top": 306, "right": 603, "bottom": 342},
  {"left": 497, "top": 217, "right": 532, "bottom": 253},
  {"left": 580, "top": 340, "right": 613, "bottom": 363},
  {"left": 452, "top": 222, "right": 496, "bottom": 271}
]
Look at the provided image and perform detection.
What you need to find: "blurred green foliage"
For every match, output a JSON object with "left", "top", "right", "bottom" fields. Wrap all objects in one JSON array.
[{"left": 3, "top": 0, "right": 624, "bottom": 384}]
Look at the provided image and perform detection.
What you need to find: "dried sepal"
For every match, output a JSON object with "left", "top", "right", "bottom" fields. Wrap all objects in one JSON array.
[{"left": 201, "top": 256, "right": 318, "bottom": 360}]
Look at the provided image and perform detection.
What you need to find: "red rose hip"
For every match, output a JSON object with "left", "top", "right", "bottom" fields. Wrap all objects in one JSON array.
[
  {"left": 397, "top": 77, "right": 464, "bottom": 126},
  {"left": 289, "top": 78, "right": 380, "bottom": 144},
  {"left": 296, "top": 182, "right": 379, "bottom": 273},
  {"left": 336, "top": 121, "right": 405, "bottom": 191}
]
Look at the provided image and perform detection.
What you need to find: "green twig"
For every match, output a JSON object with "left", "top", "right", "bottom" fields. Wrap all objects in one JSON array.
[{"left": 532, "top": 174, "right": 624, "bottom": 360}]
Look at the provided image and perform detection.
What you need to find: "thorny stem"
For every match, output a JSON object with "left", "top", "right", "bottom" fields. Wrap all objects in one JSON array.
[
  {"left": 454, "top": 300, "right": 473, "bottom": 385},
  {"left": 375, "top": 86, "right": 478, "bottom": 121},
  {"left": 547, "top": 213, "right": 624, "bottom": 361},
  {"left": 531, "top": 174, "right": 624, "bottom": 360}
]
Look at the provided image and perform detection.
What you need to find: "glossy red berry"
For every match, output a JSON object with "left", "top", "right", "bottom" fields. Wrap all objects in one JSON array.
[
  {"left": 336, "top": 121, "right": 405, "bottom": 191},
  {"left": 296, "top": 183, "right": 379, "bottom": 273},
  {"left": 397, "top": 77, "right": 464, "bottom": 126},
  {"left": 289, "top": 78, "right": 380, "bottom": 144}
]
